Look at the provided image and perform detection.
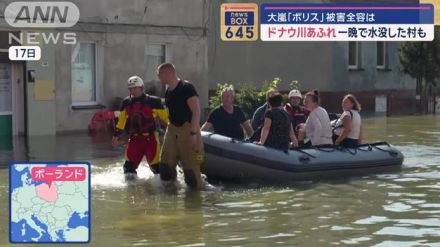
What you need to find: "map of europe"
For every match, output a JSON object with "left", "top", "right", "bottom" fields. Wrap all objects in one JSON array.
[{"left": 9, "top": 163, "right": 90, "bottom": 243}]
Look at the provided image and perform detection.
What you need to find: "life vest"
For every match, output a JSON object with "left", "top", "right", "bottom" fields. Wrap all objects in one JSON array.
[
  {"left": 125, "top": 96, "right": 157, "bottom": 135},
  {"left": 284, "top": 103, "right": 309, "bottom": 118},
  {"left": 284, "top": 103, "right": 309, "bottom": 133}
]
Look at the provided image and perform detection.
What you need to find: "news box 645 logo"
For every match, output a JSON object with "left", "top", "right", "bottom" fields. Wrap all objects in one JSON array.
[
  {"left": 221, "top": 3, "right": 258, "bottom": 41},
  {"left": 4, "top": 1, "right": 79, "bottom": 60}
]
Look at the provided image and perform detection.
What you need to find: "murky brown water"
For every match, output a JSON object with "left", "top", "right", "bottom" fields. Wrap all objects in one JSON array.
[{"left": 0, "top": 115, "right": 439, "bottom": 246}]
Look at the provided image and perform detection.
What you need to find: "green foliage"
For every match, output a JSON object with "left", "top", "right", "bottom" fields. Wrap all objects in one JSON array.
[
  {"left": 399, "top": 38, "right": 440, "bottom": 85},
  {"left": 290, "top": 80, "right": 301, "bottom": 90},
  {"left": 398, "top": 31, "right": 440, "bottom": 113},
  {"left": 206, "top": 77, "right": 299, "bottom": 119}
]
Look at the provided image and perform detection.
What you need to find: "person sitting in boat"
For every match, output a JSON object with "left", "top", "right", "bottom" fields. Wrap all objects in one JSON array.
[
  {"left": 251, "top": 89, "right": 278, "bottom": 131},
  {"left": 201, "top": 86, "right": 253, "bottom": 140},
  {"left": 255, "top": 92, "right": 299, "bottom": 150},
  {"left": 332, "top": 94, "right": 362, "bottom": 148},
  {"left": 284, "top": 89, "right": 310, "bottom": 136},
  {"left": 248, "top": 89, "right": 278, "bottom": 142},
  {"left": 297, "top": 90, "right": 333, "bottom": 147}
]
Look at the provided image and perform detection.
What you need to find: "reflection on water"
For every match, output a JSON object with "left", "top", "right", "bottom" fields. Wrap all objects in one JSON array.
[{"left": 0, "top": 115, "right": 439, "bottom": 246}]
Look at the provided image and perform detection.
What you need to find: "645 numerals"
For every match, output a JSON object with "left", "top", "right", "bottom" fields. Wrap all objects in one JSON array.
[{"left": 225, "top": 26, "right": 254, "bottom": 39}]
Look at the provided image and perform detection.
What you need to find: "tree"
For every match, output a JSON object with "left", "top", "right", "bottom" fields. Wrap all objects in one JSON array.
[{"left": 399, "top": 30, "right": 440, "bottom": 113}]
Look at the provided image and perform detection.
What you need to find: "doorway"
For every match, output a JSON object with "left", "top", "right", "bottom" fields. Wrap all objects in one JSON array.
[{"left": 0, "top": 52, "right": 25, "bottom": 149}]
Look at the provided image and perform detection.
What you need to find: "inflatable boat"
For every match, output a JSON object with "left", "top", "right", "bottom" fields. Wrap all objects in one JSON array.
[{"left": 201, "top": 132, "right": 404, "bottom": 183}]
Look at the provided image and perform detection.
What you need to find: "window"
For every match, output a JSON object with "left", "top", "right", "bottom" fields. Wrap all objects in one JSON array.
[
  {"left": 145, "top": 44, "right": 166, "bottom": 96},
  {"left": 71, "top": 43, "right": 97, "bottom": 105},
  {"left": 377, "top": 41, "right": 388, "bottom": 69},
  {"left": 348, "top": 41, "right": 361, "bottom": 69}
]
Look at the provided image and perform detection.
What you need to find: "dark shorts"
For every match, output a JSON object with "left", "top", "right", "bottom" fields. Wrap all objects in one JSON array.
[{"left": 332, "top": 135, "right": 358, "bottom": 148}]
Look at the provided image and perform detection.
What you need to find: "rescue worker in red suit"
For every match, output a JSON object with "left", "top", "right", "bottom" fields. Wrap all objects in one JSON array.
[
  {"left": 284, "top": 89, "right": 310, "bottom": 136},
  {"left": 111, "top": 76, "right": 169, "bottom": 179}
]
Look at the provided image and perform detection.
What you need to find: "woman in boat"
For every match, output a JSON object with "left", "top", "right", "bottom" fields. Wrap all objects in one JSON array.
[
  {"left": 298, "top": 90, "right": 333, "bottom": 147},
  {"left": 333, "top": 94, "right": 362, "bottom": 148},
  {"left": 255, "top": 92, "right": 298, "bottom": 150}
]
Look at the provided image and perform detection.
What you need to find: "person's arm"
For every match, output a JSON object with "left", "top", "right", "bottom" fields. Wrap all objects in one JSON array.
[
  {"left": 153, "top": 108, "right": 169, "bottom": 128},
  {"left": 308, "top": 116, "right": 322, "bottom": 146},
  {"left": 187, "top": 96, "right": 201, "bottom": 151},
  {"left": 257, "top": 117, "right": 271, "bottom": 145},
  {"left": 297, "top": 123, "right": 306, "bottom": 142},
  {"left": 242, "top": 120, "right": 254, "bottom": 138},
  {"left": 237, "top": 107, "right": 253, "bottom": 137},
  {"left": 201, "top": 122, "right": 213, "bottom": 132},
  {"left": 202, "top": 109, "right": 217, "bottom": 132},
  {"left": 115, "top": 109, "right": 127, "bottom": 133},
  {"left": 187, "top": 96, "right": 201, "bottom": 133},
  {"left": 251, "top": 110, "right": 259, "bottom": 130},
  {"left": 289, "top": 124, "right": 298, "bottom": 147},
  {"left": 112, "top": 100, "right": 129, "bottom": 147},
  {"left": 358, "top": 125, "right": 363, "bottom": 145},
  {"left": 335, "top": 115, "right": 351, "bottom": 145},
  {"left": 251, "top": 107, "right": 264, "bottom": 130}
]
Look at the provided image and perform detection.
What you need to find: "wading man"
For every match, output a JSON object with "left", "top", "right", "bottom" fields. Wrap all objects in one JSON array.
[
  {"left": 157, "top": 63, "right": 204, "bottom": 189},
  {"left": 112, "top": 76, "right": 169, "bottom": 180}
]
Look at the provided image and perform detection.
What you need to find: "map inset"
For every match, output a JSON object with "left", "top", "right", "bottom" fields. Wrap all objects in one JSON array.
[{"left": 9, "top": 163, "right": 90, "bottom": 243}]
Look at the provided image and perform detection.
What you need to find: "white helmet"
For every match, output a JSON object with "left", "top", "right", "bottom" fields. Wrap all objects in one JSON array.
[
  {"left": 127, "top": 76, "right": 144, "bottom": 88},
  {"left": 288, "top": 89, "right": 302, "bottom": 98}
]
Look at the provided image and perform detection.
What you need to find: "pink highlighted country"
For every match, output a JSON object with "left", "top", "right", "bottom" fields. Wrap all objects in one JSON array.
[{"left": 35, "top": 183, "right": 58, "bottom": 202}]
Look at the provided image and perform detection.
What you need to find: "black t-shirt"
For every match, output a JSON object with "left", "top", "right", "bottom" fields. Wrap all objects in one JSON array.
[
  {"left": 165, "top": 80, "right": 198, "bottom": 126},
  {"left": 264, "top": 108, "right": 291, "bottom": 151},
  {"left": 207, "top": 105, "right": 247, "bottom": 139}
]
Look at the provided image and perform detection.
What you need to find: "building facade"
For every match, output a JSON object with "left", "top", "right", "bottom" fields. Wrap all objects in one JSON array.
[
  {"left": 208, "top": 0, "right": 437, "bottom": 115},
  {"left": 0, "top": 0, "right": 438, "bottom": 145},
  {"left": 0, "top": 0, "right": 209, "bottom": 140}
]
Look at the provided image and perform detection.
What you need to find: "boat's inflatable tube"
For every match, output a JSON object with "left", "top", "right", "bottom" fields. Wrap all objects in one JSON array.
[{"left": 201, "top": 131, "right": 404, "bottom": 182}]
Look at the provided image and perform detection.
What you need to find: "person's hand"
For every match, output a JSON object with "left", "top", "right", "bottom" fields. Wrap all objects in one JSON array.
[
  {"left": 335, "top": 138, "right": 341, "bottom": 145},
  {"left": 290, "top": 140, "right": 298, "bottom": 148},
  {"left": 111, "top": 136, "right": 119, "bottom": 148}
]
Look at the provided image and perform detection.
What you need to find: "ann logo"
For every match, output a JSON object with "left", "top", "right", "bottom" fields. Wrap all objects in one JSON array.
[
  {"left": 14, "top": 5, "right": 68, "bottom": 24},
  {"left": 5, "top": 2, "right": 80, "bottom": 28}
]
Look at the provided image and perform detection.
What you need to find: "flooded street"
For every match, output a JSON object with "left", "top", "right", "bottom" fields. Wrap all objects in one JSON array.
[{"left": 0, "top": 115, "right": 439, "bottom": 246}]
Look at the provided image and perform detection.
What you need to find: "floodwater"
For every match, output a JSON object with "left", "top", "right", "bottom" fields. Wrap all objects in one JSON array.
[{"left": 0, "top": 115, "right": 439, "bottom": 246}]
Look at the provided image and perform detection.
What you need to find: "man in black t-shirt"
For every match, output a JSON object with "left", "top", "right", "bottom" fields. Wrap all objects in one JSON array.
[
  {"left": 201, "top": 87, "right": 253, "bottom": 140},
  {"left": 156, "top": 63, "right": 204, "bottom": 189}
]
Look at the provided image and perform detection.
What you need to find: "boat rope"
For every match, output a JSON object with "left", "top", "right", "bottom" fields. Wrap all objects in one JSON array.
[
  {"left": 291, "top": 148, "right": 316, "bottom": 158},
  {"left": 372, "top": 144, "right": 398, "bottom": 156},
  {"left": 344, "top": 147, "right": 358, "bottom": 155},
  {"left": 357, "top": 144, "right": 373, "bottom": 152},
  {"left": 315, "top": 145, "right": 337, "bottom": 153}
]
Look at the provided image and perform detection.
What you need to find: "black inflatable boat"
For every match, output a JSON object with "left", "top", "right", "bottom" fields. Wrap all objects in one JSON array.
[{"left": 201, "top": 131, "right": 404, "bottom": 183}]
